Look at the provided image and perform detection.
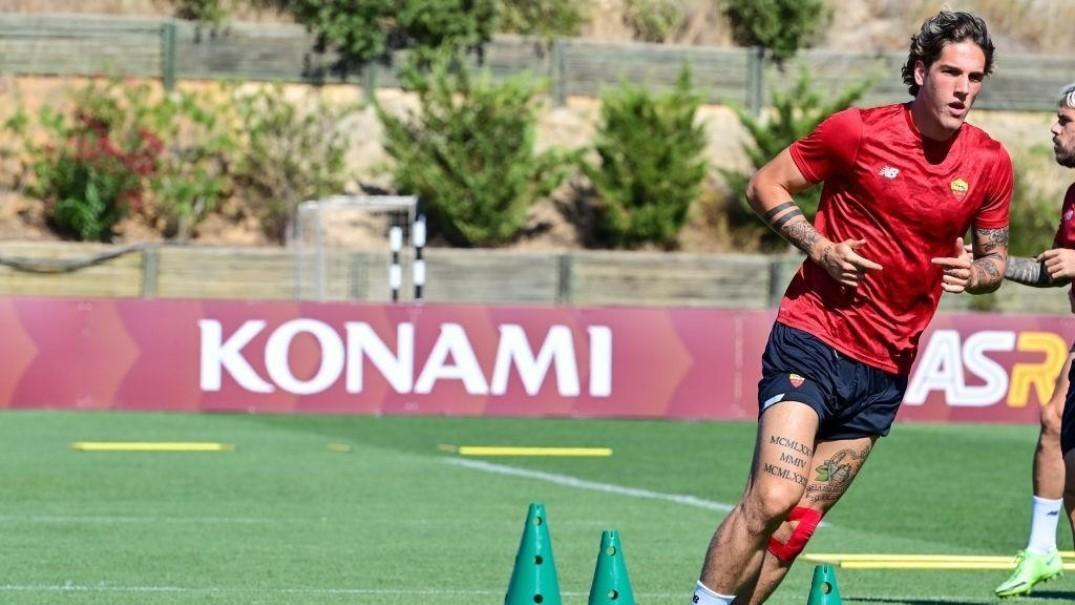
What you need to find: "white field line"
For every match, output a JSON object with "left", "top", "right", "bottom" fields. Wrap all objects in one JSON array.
[{"left": 444, "top": 458, "right": 735, "bottom": 513}]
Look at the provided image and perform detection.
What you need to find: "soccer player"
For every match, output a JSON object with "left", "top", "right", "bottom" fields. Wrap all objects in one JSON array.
[
  {"left": 993, "top": 82, "right": 1075, "bottom": 598},
  {"left": 692, "top": 11, "right": 1013, "bottom": 605}
]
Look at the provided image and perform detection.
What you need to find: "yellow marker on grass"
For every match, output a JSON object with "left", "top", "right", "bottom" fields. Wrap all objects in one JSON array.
[
  {"left": 71, "top": 442, "right": 235, "bottom": 452},
  {"left": 802, "top": 552, "right": 1075, "bottom": 570},
  {"left": 452, "top": 446, "right": 612, "bottom": 457},
  {"left": 838, "top": 561, "right": 1075, "bottom": 571}
]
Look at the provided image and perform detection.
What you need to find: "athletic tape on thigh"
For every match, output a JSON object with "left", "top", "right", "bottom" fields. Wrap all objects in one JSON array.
[{"left": 767, "top": 506, "right": 822, "bottom": 562}]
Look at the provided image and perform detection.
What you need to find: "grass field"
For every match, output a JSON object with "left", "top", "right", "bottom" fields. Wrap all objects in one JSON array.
[{"left": 0, "top": 410, "right": 1070, "bottom": 604}]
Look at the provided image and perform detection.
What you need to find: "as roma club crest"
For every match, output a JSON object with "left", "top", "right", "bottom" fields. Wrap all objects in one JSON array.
[
  {"left": 788, "top": 373, "right": 805, "bottom": 388},
  {"left": 950, "top": 178, "right": 969, "bottom": 200}
]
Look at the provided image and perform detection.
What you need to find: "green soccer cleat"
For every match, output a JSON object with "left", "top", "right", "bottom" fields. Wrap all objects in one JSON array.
[{"left": 995, "top": 549, "right": 1063, "bottom": 598}]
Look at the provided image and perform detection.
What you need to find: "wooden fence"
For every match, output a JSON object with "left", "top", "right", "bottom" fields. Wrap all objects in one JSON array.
[
  {"left": 0, "top": 241, "right": 1066, "bottom": 315},
  {"left": 2, "top": 13, "right": 1075, "bottom": 112}
]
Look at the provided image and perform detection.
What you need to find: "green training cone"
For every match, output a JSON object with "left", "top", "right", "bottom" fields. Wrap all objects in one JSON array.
[
  {"left": 806, "top": 564, "right": 842, "bottom": 605},
  {"left": 588, "top": 529, "right": 636, "bottom": 605},
  {"left": 505, "top": 502, "right": 562, "bottom": 605}
]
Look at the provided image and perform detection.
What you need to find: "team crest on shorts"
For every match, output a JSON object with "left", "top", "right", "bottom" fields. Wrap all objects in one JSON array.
[
  {"left": 788, "top": 373, "right": 805, "bottom": 388},
  {"left": 950, "top": 178, "right": 969, "bottom": 199}
]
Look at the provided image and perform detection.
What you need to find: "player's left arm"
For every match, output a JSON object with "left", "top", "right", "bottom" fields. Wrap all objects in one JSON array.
[{"left": 966, "top": 225, "right": 1008, "bottom": 294}]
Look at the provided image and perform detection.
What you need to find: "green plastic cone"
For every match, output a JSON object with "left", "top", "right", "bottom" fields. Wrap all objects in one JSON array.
[
  {"left": 588, "top": 530, "right": 636, "bottom": 605},
  {"left": 806, "top": 564, "right": 842, "bottom": 605},
  {"left": 505, "top": 502, "right": 562, "bottom": 605}
]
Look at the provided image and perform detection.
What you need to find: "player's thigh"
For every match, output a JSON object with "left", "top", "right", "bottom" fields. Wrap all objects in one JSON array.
[
  {"left": 746, "top": 401, "right": 820, "bottom": 512},
  {"left": 1043, "top": 351, "right": 1075, "bottom": 436},
  {"left": 797, "top": 435, "right": 877, "bottom": 513}
]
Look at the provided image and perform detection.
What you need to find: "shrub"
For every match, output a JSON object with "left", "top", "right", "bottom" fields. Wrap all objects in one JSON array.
[
  {"left": 623, "top": 0, "right": 684, "bottom": 43},
  {"left": 720, "top": 68, "right": 870, "bottom": 250},
  {"left": 269, "top": 0, "right": 496, "bottom": 73},
  {"left": 721, "top": 0, "right": 830, "bottom": 65},
  {"left": 24, "top": 81, "right": 166, "bottom": 241},
  {"left": 172, "top": 0, "right": 228, "bottom": 23},
  {"left": 229, "top": 85, "right": 357, "bottom": 241},
  {"left": 495, "top": 0, "right": 586, "bottom": 38},
  {"left": 377, "top": 59, "right": 568, "bottom": 246},
  {"left": 5, "top": 79, "right": 237, "bottom": 241},
  {"left": 583, "top": 66, "right": 707, "bottom": 248}
]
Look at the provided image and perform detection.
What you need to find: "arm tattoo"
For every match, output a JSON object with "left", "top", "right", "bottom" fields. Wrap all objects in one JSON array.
[
  {"left": 763, "top": 201, "right": 798, "bottom": 222},
  {"left": 975, "top": 227, "right": 1009, "bottom": 254},
  {"left": 967, "top": 227, "right": 1009, "bottom": 294},
  {"left": 770, "top": 207, "right": 804, "bottom": 231},
  {"left": 759, "top": 201, "right": 822, "bottom": 255},
  {"left": 782, "top": 219, "right": 823, "bottom": 256},
  {"left": 1005, "top": 256, "right": 1057, "bottom": 287}
]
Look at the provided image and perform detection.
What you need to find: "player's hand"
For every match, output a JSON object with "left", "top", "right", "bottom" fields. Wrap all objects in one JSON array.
[
  {"left": 931, "top": 237, "right": 974, "bottom": 293},
  {"left": 813, "top": 238, "right": 883, "bottom": 288},
  {"left": 1039, "top": 248, "right": 1075, "bottom": 281}
]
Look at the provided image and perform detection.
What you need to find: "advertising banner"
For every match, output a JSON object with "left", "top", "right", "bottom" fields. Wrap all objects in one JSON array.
[{"left": 1, "top": 297, "right": 1071, "bottom": 423}]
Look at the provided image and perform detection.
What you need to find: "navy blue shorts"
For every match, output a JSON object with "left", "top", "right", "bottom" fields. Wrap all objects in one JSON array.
[
  {"left": 1060, "top": 360, "right": 1075, "bottom": 456},
  {"left": 757, "top": 323, "right": 908, "bottom": 441}
]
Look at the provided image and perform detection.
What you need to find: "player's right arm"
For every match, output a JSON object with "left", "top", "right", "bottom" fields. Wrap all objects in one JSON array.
[
  {"left": 1006, "top": 250, "right": 1075, "bottom": 287},
  {"left": 746, "top": 148, "right": 883, "bottom": 288}
]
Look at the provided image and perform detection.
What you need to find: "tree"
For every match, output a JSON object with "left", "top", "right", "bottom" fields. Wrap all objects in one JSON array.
[
  {"left": 263, "top": 0, "right": 496, "bottom": 73},
  {"left": 495, "top": 0, "right": 586, "bottom": 39},
  {"left": 584, "top": 67, "right": 708, "bottom": 248},
  {"left": 721, "top": 0, "right": 830, "bottom": 66},
  {"left": 377, "top": 60, "right": 569, "bottom": 246}
]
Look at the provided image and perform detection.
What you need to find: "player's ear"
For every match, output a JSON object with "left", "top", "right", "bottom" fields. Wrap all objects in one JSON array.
[{"left": 914, "top": 60, "right": 927, "bottom": 88}]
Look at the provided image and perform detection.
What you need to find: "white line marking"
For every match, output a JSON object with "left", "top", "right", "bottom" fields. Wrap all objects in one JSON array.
[{"left": 444, "top": 458, "right": 735, "bottom": 512}]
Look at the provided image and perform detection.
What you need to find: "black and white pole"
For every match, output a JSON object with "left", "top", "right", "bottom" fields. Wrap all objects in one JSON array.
[
  {"left": 389, "top": 225, "right": 402, "bottom": 302},
  {"left": 413, "top": 215, "right": 426, "bottom": 301}
]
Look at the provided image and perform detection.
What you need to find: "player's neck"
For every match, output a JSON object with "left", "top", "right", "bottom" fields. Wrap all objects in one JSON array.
[{"left": 909, "top": 99, "right": 961, "bottom": 143}]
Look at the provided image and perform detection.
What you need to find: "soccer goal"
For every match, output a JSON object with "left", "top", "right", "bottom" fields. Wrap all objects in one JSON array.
[{"left": 288, "top": 195, "right": 418, "bottom": 301}]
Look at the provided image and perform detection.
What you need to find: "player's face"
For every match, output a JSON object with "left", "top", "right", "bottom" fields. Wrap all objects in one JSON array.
[
  {"left": 913, "top": 40, "right": 986, "bottom": 139},
  {"left": 1051, "top": 106, "right": 1075, "bottom": 168}
]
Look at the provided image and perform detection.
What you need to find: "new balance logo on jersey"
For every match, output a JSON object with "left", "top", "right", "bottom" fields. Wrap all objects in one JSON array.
[
  {"left": 1065, "top": 209, "right": 1073, "bottom": 222},
  {"left": 879, "top": 165, "right": 900, "bottom": 179}
]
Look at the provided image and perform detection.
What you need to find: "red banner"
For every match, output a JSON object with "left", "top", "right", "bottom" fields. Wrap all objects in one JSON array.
[{"left": 1, "top": 297, "right": 1071, "bottom": 423}]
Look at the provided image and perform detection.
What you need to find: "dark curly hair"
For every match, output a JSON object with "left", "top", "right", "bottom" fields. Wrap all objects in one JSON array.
[{"left": 901, "top": 11, "right": 994, "bottom": 97}]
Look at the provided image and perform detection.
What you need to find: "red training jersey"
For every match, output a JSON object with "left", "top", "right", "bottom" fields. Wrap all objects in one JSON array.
[
  {"left": 1053, "top": 183, "right": 1075, "bottom": 249},
  {"left": 779, "top": 103, "right": 1013, "bottom": 375}
]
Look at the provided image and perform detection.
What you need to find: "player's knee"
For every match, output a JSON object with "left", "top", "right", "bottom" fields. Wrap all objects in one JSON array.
[
  {"left": 767, "top": 506, "right": 823, "bottom": 563},
  {"left": 743, "top": 483, "right": 800, "bottom": 532}
]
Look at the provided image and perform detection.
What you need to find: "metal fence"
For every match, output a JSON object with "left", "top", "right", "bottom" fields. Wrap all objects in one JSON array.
[{"left": 3, "top": 13, "right": 1075, "bottom": 112}]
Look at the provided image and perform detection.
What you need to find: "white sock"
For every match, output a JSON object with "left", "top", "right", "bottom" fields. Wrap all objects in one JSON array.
[
  {"left": 693, "top": 580, "right": 734, "bottom": 605},
  {"left": 1027, "top": 495, "right": 1063, "bottom": 554}
]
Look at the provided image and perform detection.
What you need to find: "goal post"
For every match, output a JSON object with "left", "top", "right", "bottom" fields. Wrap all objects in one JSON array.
[{"left": 289, "top": 195, "right": 418, "bottom": 301}]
